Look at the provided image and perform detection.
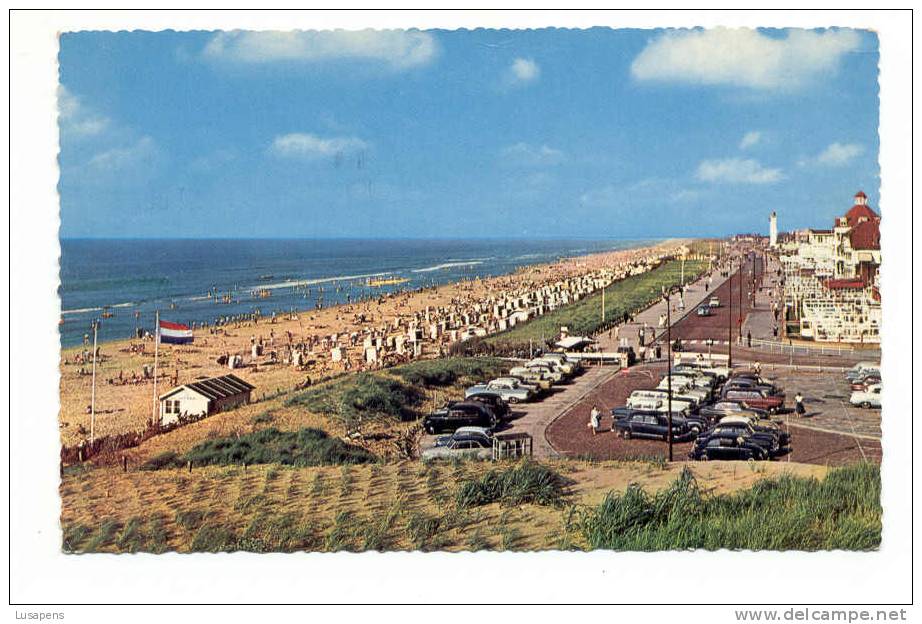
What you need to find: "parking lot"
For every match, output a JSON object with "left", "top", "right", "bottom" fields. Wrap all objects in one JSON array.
[{"left": 544, "top": 363, "right": 881, "bottom": 466}]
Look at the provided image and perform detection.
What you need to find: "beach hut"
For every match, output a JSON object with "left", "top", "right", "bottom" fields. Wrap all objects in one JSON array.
[{"left": 158, "top": 374, "right": 255, "bottom": 426}]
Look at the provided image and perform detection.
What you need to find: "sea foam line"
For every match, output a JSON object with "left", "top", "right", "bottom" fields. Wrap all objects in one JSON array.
[
  {"left": 258, "top": 272, "right": 392, "bottom": 290},
  {"left": 412, "top": 261, "right": 484, "bottom": 273}
]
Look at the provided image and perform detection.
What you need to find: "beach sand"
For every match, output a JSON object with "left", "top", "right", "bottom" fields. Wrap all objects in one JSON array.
[{"left": 58, "top": 240, "right": 689, "bottom": 447}]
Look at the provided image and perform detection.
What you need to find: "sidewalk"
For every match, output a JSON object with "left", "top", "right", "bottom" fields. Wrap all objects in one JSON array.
[{"left": 596, "top": 267, "right": 717, "bottom": 354}]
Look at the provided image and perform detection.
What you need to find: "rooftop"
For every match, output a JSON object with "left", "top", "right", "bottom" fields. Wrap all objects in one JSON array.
[{"left": 160, "top": 373, "right": 256, "bottom": 401}]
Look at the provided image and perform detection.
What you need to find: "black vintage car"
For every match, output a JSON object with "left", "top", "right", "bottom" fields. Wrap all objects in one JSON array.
[
  {"left": 700, "top": 422, "right": 781, "bottom": 456},
  {"left": 689, "top": 432, "right": 769, "bottom": 461},
  {"left": 449, "top": 391, "right": 510, "bottom": 420},
  {"left": 611, "top": 407, "right": 707, "bottom": 436},
  {"left": 423, "top": 402, "right": 498, "bottom": 434},
  {"left": 612, "top": 411, "right": 693, "bottom": 441}
]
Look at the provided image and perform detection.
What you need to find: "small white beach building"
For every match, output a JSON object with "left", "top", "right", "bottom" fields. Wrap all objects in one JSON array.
[{"left": 158, "top": 373, "right": 255, "bottom": 426}]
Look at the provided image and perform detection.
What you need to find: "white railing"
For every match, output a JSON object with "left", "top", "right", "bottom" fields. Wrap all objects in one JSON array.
[{"left": 748, "top": 337, "right": 880, "bottom": 358}]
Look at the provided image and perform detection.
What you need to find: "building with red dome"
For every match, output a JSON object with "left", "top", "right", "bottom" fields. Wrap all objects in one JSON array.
[{"left": 779, "top": 191, "right": 881, "bottom": 344}]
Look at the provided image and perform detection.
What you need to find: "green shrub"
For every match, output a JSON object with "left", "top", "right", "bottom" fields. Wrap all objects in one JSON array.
[
  {"left": 85, "top": 518, "right": 121, "bottom": 551},
  {"left": 406, "top": 512, "right": 442, "bottom": 551},
  {"left": 179, "top": 428, "right": 375, "bottom": 469},
  {"left": 175, "top": 509, "right": 210, "bottom": 532},
  {"left": 140, "top": 451, "right": 185, "bottom": 471},
  {"left": 392, "top": 357, "right": 508, "bottom": 387},
  {"left": 62, "top": 523, "right": 92, "bottom": 552},
  {"left": 191, "top": 523, "right": 238, "bottom": 552},
  {"left": 288, "top": 373, "right": 424, "bottom": 426},
  {"left": 577, "top": 463, "right": 881, "bottom": 551},
  {"left": 455, "top": 460, "right": 566, "bottom": 509}
]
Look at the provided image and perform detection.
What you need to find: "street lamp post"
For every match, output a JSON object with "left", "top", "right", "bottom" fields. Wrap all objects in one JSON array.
[
  {"left": 662, "top": 285, "right": 679, "bottom": 462},
  {"left": 738, "top": 254, "right": 744, "bottom": 340},
  {"left": 727, "top": 258, "right": 734, "bottom": 368}
]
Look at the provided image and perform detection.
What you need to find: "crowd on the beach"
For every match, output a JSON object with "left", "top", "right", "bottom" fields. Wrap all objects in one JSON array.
[{"left": 199, "top": 243, "right": 693, "bottom": 377}]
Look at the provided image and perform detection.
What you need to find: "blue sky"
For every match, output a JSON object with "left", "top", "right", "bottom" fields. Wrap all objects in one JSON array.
[{"left": 58, "top": 27, "right": 880, "bottom": 239}]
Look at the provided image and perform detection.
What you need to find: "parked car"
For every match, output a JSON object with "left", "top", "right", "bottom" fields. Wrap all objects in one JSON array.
[
  {"left": 719, "top": 415, "right": 791, "bottom": 448},
  {"left": 465, "top": 379, "right": 533, "bottom": 403},
  {"left": 421, "top": 433, "right": 493, "bottom": 461},
  {"left": 702, "top": 421, "right": 781, "bottom": 456},
  {"left": 689, "top": 432, "right": 769, "bottom": 461},
  {"left": 535, "top": 353, "right": 582, "bottom": 375},
  {"left": 518, "top": 361, "right": 565, "bottom": 383},
  {"left": 434, "top": 426, "right": 493, "bottom": 445},
  {"left": 696, "top": 305, "right": 712, "bottom": 317},
  {"left": 721, "top": 387, "right": 785, "bottom": 413},
  {"left": 627, "top": 389, "right": 695, "bottom": 414},
  {"left": 491, "top": 376, "right": 541, "bottom": 396},
  {"left": 612, "top": 411, "right": 693, "bottom": 441},
  {"left": 450, "top": 392, "right": 510, "bottom": 419},
  {"left": 845, "top": 361, "right": 880, "bottom": 382},
  {"left": 699, "top": 400, "right": 770, "bottom": 423},
  {"left": 525, "top": 355, "right": 575, "bottom": 379},
  {"left": 724, "top": 377, "right": 780, "bottom": 394},
  {"left": 850, "top": 384, "right": 881, "bottom": 409},
  {"left": 850, "top": 373, "right": 881, "bottom": 391},
  {"left": 671, "top": 367, "right": 719, "bottom": 389},
  {"left": 423, "top": 402, "right": 498, "bottom": 434},
  {"left": 611, "top": 407, "right": 707, "bottom": 436},
  {"left": 507, "top": 368, "right": 554, "bottom": 391},
  {"left": 708, "top": 296, "right": 721, "bottom": 307}
]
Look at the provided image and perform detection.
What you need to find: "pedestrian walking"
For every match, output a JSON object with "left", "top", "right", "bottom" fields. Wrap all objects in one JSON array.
[
  {"left": 794, "top": 392, "right": 805, "bottom": 416},
  {"left": 747, "top": 330, "right": 752, "bottom": 347},
  {"left": 588, "top": 406, "right": 601, "bottom": 436},
  {"left": 753, "top": 361, "right": 762, "bottom": 375}
]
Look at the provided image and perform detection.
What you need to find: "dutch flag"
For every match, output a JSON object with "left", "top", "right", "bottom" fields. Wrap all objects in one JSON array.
[{"left": 158, "top": 319, "right": 194, "bottom": 345}]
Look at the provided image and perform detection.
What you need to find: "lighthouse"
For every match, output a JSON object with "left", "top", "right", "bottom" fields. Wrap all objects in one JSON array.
[{"left": 769, "top": 211, "right": 778, "bottom": 247}]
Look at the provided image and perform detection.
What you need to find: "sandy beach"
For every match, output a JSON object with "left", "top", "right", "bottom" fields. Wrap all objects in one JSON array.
[{"left": 58, "top": 239, "right": 689, "bottom": 446}]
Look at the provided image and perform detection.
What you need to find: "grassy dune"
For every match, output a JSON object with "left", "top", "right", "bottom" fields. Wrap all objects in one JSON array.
[
  {"left": 471, "top": 258, "right": 709, "bottom": 352},
  {"left": 60, "top": 459, "right": 878, "bottom": 553}
]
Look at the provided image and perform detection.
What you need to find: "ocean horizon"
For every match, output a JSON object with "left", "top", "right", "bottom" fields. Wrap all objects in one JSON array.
[{"left": 59, "top": 237, "right": 662, "bottom": 347}]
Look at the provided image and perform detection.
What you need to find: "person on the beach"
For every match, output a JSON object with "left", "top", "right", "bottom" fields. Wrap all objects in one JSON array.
[{"left": 588, "top": 406, "right": 601, "bottom": 436}]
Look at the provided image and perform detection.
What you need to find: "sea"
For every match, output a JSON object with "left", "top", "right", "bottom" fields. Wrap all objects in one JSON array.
[{"left": 59, "top": 238, "right": 660, "bottom": 348}]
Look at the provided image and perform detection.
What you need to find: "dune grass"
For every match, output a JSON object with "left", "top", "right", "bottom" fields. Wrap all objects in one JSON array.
[
  {"left": 140, "top": 427, "right": 375, "bottom": 470},
  {"left": 455, "top": 460, "right": 567, "bottom": 509},
  {"left": 577, "top": 463, "right": 881, "bottom": 551},
  {"left": 60, "top": 460, "right": 876, "bottom": 553}
]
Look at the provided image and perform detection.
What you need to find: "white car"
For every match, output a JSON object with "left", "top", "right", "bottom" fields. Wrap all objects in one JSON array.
[
  {"left": 627, "top": 389, "right": 694, "bottom": 414},
  {"left": 465, "top": 379, "right": 533, "bottom": 403},
  {"left": 521, "top": 362, "right": 565, "bottom": 382},
  {"left": 850, "top": 384, "right": 881, "bottom": 409},
  {"left": 709, "top": 297, "right": 721, "bottom": 307}
]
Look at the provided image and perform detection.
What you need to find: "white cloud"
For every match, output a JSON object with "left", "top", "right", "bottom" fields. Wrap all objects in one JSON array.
[
  {"left": 500, "top": 142, "right": 564, "bottom": 166},
  {"left": 580, "top": 178, "right": 704, "bottom": 207},
  {"left": 807, "top": 142, "right": 865, "bottom": 167},
  {"left": 740, "top": 131, "right": 762, "bottom": 149},
  {"left": 270, "top": 133, "right": 368, "bottom": 159},
  {"left": 696, "top": 158, "right": 783, "bottom": 184},
  {"left": 631, "top": 28, "right": 862, "bottom": 90},
  {"left": 87, "top": 136, "right": 157, "bottom": 171},
  {"left": 202, "top": 30, "right": 438, "bottom": 69},
  {"left": 58, "top": 85, "right": 110, "bottom": 138},
  {"left": 506, "top": 57, "right": 540, "bottom": 86}
]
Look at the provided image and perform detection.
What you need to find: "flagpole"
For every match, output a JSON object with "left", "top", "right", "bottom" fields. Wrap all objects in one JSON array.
[
  {"left": 153, "top": 310, "right": 159, "bottom": 428},
  {"left": 90, "top": 319, "right": 98, "bottom": 444}
]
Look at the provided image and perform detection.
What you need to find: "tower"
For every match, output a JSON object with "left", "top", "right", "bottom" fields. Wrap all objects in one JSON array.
[{"left": 769, "top": 211, "right": 778, "bottom": 247}]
